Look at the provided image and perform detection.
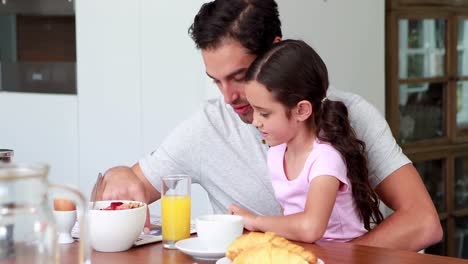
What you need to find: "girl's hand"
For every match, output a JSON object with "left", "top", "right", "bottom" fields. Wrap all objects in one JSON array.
[{"left": 228, "top": 204, "right": 259, "bottom": 231}]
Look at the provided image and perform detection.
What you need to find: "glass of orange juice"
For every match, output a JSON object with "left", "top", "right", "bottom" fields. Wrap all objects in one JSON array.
[{"left": 161, "top": 174, "right": 191, "bottom": 249}]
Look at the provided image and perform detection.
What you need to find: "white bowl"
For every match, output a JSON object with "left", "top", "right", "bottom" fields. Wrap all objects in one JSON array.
[
  {"left": 89, "top": 200, "right": 147, "bottom": 252},
  {"left": 196, "top": 214, "right": 244, "bottom": 252}
]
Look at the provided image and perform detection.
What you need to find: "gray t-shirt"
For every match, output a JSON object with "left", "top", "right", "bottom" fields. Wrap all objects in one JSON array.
[{"left": 139, "top": 87, "right": 410, "bottom": 215}]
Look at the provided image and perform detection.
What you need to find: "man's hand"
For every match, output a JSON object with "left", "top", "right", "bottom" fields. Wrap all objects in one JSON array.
[
  {"left": 96, "top": 164, "right": 160, "bottom": 231},
  {"left": 98, "top": 166, "right": 148, "bottom": 201}
]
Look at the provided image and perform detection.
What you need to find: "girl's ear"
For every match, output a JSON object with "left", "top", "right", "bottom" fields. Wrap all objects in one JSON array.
[{"left": 294, "top": 100, "right": 312, "bottom": 122}]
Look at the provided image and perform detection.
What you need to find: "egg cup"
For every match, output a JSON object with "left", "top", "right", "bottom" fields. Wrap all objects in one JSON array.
[{"left": 53, "top": 210, "right": 77, "bottom": 244}]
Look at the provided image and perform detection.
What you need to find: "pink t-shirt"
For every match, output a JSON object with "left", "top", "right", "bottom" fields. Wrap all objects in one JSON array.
[{"left": 268, "top": 140, "right": 367, "bottom": 242}]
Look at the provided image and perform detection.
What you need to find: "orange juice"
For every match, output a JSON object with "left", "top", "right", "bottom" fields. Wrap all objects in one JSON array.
[{"left": 161, "top": 195, "right": 191, "bottom": 241}]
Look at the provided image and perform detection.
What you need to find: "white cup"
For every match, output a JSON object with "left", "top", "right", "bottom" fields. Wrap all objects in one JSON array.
[
  {"left": 53, "top": 210, "right": 77, "bottom": 244},
  {"left": 196, "top": 214, "right": 243, "bottom": 252}
]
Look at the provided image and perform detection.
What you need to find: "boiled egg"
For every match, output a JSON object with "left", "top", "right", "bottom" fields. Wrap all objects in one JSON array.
[{"left": 54, "top": 198, "right": 76, "bottom": 211}]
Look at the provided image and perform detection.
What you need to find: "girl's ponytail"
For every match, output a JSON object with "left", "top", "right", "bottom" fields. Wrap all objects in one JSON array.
[{"left": 316, "top": 99, "right": 383, "bottom": 230}]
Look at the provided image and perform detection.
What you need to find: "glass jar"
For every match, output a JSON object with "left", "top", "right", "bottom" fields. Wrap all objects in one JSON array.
[{"left": 0, "top": 163, "right": 91, "bottom": 264}]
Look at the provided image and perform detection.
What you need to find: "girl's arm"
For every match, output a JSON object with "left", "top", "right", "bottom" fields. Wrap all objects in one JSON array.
[{"left": 229, "top": 175, "right": 340, "bottom": 243}]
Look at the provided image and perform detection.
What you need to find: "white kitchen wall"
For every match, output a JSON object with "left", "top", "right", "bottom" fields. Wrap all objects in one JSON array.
[
  {"left": 75, "top": 0, "right": 142, "bottom": 192},
  {"left": 279, "top": 0, "right": 385, "bottom": 111},
  {"left": 140, "top": 0, "right": 208, "bottom": 150},
  {"left": 0, "top": 0, "right": 385, "bottom": 218},
  {"left": 0, "top": 93, "right": 79, "bottom": 186}
]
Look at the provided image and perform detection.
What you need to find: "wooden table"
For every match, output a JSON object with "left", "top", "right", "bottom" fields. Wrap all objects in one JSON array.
[{"left": 58, "top": 237, "right": 468, "bottom": 264}]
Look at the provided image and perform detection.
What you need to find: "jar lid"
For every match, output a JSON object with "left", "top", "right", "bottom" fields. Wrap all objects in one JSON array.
[{"left": 0, "top": 149, "right": 13, "bottom": 158}]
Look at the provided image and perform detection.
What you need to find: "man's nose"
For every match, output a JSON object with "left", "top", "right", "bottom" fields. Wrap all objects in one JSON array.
[{"left": 220, "top": 83, "right": 239, "bottom": 104}]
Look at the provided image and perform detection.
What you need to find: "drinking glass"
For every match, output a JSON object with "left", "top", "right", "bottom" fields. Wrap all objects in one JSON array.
[{"left": 161, "top": 174, "right": 191, "bottom": 249}]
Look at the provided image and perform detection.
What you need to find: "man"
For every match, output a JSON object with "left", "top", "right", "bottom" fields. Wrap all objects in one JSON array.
[{"left": 99, "top": 0, "right": 442, "bottom": 251}]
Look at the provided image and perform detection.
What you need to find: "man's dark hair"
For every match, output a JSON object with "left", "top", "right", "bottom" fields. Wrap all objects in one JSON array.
[{"left": 189, "top": 0, "right": 282, "bottom": 55}]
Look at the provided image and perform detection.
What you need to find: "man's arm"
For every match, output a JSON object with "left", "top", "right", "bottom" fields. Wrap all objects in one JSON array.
[{"left": 351, "top": 164, "right": 443, "bottom": 251}]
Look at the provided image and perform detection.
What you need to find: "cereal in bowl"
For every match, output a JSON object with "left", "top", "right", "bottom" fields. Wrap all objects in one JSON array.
[{"left": 100, "top": 202, "right": 143, "bottom": 210}]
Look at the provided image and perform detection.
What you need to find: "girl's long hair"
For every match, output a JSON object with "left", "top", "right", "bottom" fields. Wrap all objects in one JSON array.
[{"left": 245, "top": 39, "right": 383, "bottom": 230}]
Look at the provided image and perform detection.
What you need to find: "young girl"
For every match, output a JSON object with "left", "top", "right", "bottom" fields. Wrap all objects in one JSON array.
[{"left": 228, "top": 40, "right": 383, "bottom": 243}]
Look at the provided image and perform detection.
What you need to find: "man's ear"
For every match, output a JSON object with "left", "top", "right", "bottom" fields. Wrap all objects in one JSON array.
[
  {"left": 273, "top": 36, "right": 282, "bottom": 44},
  {"left": 294, "top": 100, "right": 312, "bottom": 121}
]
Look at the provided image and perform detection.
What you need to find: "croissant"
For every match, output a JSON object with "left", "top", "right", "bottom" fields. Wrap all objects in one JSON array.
[
  {"left": 232, "top": 243, "right": 309, "bottom": 264},
  {"left": 226, "top": 232, "right": 317, "bottom": 264}
]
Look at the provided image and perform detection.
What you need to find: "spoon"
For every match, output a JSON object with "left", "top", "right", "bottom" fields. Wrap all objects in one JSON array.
[{"left": 91, "top": 172, "right": 103, "bottom": 209}]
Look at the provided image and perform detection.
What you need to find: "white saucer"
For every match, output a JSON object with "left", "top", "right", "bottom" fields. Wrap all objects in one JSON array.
[
  {"left": 216, "top": 256, "right": 325, "bottom": 264},
  {"left": 216, "top": 257, "right": 231, "bottom": 264},
  {"left": 175, "top": 237, "right": 225, "bottom": 261}
]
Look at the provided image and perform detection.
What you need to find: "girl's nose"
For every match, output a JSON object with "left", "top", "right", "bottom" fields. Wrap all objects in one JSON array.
[{"left": 252, "top": 118, "right": 261, "bottom": 128}]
